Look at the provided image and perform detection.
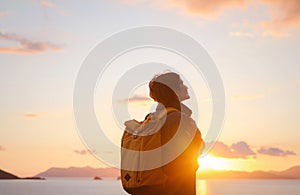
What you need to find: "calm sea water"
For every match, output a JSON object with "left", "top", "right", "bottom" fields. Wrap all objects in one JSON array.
[{"left": 0, "top": 178, "right": 300, "bottom": 195}]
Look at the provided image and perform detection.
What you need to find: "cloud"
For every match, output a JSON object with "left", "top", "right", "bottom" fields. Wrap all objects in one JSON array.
[
  {"left": 122, "top": 0, "right": 300, "bottom": 32},
  {"left": 232, "top": 1, "right": 300, "bottom": 36},
  {"left": 169, "top": 0, "right": 247, "bottom": 18},
  {"left": 261, "top": 0, "right": 300, "bottom": 28},
  {"left": 117, "top": 94, "right": 152, "bottom": 104},
  {"left": 121, "top": 1, "right": 300, "bottom": 38},
  {"left": 74, "top": 149, "right": 95, "bottom": 155},
  {"left": 0, "top": 145, "right": 6, "bottom": 151},
  {"left": 40, "top": 1, "right": 55, "bottom": 7},
  {"left": 168, "top": 0, "right": 300, "bottom": 28},
  {"left": 257, "top": 147, "right": 296, "bottom": 157},
  {"left": 230, "top": 31, "right": 255, "bottom": 37},
  {"left": 23, "top": 113, "right": 40, "bottom": 118},
  {"left": 296, "top": 80, "right": 300, "bottom": 84},
  {"left": 0, "top": 32, "right": 62, "bottom": 54},
  {"left": 232, "top": 1, "right": 300, "bottom": 37},
  {"left": 36, "top": 0, "right": 70, "bottom": 16},
  {"left": 208, "top": 141, "right": 256, "bottom": 159},
  {"left": 209, "top": 141, "right": 297, "bottom": 158},
  {"left": 129, "top": 95, "right": 152, "bottom": 102}
]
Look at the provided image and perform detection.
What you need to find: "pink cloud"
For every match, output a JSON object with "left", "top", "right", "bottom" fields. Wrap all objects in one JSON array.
[
  {"left": 117, "top": 94, "right": 152, "bottom": 104},
  {"left": 128, "top": 95, "right": 152, "bottom": 103},
  {"left": 258, "top": 147, "right": 296, "bottom": 157},
  {"left": 0, "top": 32, "right": 62, "bottom": 54},
  {"left": 74, "top": 149, "right": 95, "bottom": 155},
  {"left": 37, "top": 0, "right": 70, "bottom": 16},
  {"left": 40, "top": 1, "right": 55, "bottom": 7},
  {"left": 122, "top": 0, "right": 300, "bottom": 31},
  {"left": 208, "top": 141, "right": 256, "bottom": 159},
  {"left": 0, "top": 145, "right": 6, "bottom": 151},
  {"left": 209, "top": 141, "right": 297, "bottom": 158},
  {"left": 23, "top": 113, "right": 40, "bottom": 118},
  {"left": 167, "top": 0, "right": 300, "bottom": 28},
  {"left": 261, "top": 0, "right": 300, "bottom": 28},
  {"left": 120, "top": 1, "right": 300, "bottom": 38},
  {"left": 169, "top": 0, "right": 247, "bottom": 18}
]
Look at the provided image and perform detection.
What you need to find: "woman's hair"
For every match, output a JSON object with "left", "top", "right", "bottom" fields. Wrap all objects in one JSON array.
[{"left": 149, "top": 72, "right": 181, "bottom": 109}]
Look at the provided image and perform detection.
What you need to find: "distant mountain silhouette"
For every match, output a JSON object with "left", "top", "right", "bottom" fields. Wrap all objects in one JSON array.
[
  {"left": 0, "top": 169, "right": 19, "bottom": 179},
  {"left": 272, "top": 165, "right": 300, "bottom": 179},
  {"left": 36, "top": 166, "right": 120, "bottom": 178},
  {"left": 29, "top": 165, "right": 300, "bottom": 179}
]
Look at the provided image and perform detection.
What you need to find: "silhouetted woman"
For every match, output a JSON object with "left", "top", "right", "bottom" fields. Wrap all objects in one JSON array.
[
  {"left": 149, "top": 72, "right": 204, "bottom": 195},
  {"left": 123, "top": 72, "right": 204, "bottom": 195}
]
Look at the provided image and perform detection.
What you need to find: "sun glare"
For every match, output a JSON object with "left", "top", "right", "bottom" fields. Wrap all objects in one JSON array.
[{"left": 198, "top": 155, "right": 231, "bottom": 170}]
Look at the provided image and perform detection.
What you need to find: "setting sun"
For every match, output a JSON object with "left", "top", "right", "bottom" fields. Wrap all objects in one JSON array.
[{"left": 198, "top": 155, "right": 231, "bottom": 171}]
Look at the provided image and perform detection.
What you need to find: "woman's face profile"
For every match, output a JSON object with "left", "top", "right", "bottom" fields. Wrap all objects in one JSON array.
[{"left": 176, "top": 79, "right": 190, "bottom": 102}]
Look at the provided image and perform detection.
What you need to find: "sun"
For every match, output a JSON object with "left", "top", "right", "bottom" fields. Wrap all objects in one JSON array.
[{"left": 197, "top": 155, "right": 231, "bottom": 171}]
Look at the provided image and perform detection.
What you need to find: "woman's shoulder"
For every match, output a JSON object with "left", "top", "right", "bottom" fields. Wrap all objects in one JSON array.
[
  {"left": 167, "top": 110, "right": 192, "bottom": 120},
  {"left": 165, "top": 110, "right": 196, "bottom": 127}
]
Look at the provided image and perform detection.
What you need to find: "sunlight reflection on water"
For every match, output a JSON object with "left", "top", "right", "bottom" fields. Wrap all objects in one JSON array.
[{"left": 197, "top": 179, "right": 208, "bottom": 195}]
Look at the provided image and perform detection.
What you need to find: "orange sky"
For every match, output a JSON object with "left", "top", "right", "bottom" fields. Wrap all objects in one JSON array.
[{"left": 0, "top": 0, "right": 300, "bottom": 177}]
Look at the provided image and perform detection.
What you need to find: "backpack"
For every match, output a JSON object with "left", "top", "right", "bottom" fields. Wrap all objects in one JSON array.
[{"left": 120, "top": 107, "right": 179, "bottom": 194}]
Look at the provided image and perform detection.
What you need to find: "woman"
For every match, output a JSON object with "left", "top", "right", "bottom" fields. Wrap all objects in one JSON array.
[
  {"left": 122, "top": 72, "right": 203, "bottom": 195},
  {"left": 149, "top": 72, "right": 204, "bottom": 195}
]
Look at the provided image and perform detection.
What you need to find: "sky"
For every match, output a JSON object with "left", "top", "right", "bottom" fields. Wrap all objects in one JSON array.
[{"left": 0, "top": 0, "right": 300, "bottom": 177}]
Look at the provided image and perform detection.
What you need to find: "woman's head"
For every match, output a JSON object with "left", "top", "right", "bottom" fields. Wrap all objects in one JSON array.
[{"left": 149, "top": 72, "right": 189, "bottom": 107}]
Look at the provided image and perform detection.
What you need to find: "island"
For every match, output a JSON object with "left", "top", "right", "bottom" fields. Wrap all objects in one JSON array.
[
  {"left": 0, "top": 169, "right": 44, "bottom": 180},
  {"left": 93, "top": 176, "right": 103, "bottom": 180},
  {"left": 0, "top": 169, "right": 19, "bottom": 179}
]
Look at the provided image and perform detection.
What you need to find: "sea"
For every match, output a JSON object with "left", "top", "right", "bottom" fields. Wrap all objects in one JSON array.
[{"left": 0, "top": 178, "right": 300, "bottom": 195}]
